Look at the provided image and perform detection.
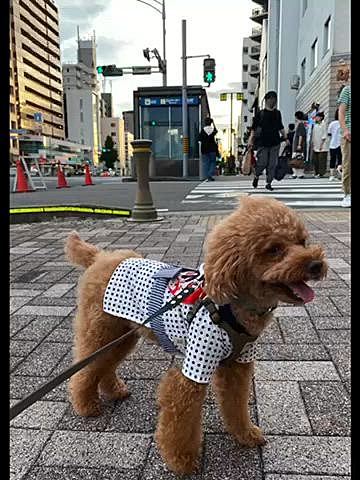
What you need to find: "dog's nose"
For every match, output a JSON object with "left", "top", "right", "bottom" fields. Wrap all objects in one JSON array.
[{"left": 307, "top": 260, "right": 323, "bottom": 277}]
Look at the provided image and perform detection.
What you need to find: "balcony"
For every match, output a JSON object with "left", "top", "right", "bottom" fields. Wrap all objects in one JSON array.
[
  {"left": 249, "top": 64, "right": 260, "bottom": 78},
  {"left": 249, "top": 46, "right": 261, "bottom": 60},
  {"left": 250, "top": 27, "right": 262, "bottom": 43},
  {"left": 250, "top": 7, "right": 268, "bottom": 24}
]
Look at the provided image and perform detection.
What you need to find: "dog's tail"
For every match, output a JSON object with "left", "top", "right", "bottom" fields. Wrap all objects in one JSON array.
[{"left": 65, "top": 231, "right": 99, "bottom": 269}]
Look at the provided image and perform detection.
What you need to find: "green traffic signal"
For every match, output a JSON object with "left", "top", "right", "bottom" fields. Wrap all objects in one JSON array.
[
  {"left": 151, "top": 120, "right": 157, "bottom": 126},
  {"left": 97, "top": 66, "right": 104, "bottom": 74},
  {"left": 205, "top": 72, "right": 214, "bottom": 83}
]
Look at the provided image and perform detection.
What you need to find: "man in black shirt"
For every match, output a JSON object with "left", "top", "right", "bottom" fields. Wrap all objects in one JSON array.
[{"left": 248, "top": 91, "right": 288, "bottom": 191}]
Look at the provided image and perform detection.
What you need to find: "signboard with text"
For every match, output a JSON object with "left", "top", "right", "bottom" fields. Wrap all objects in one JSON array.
[{"left": 140, "top": 96, "right": 200, "bottom": 107}]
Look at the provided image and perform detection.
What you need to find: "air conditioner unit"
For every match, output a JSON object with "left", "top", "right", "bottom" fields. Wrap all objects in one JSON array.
[{"left": 290, "top": 75, "right": 300, "bottom": 90}]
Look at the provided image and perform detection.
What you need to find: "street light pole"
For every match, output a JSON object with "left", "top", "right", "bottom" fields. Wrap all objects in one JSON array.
[
  {"left": 230, "top": 92, "right": 233, "bottom": 156},
  {"left": 136, "top": 0, "right": 167, "bottom": 86},
  {"left": 162, "top": 0, "right": 166, "bottom": 86},
  {"left": 182, "top": 19, "right": 188, "bottom": 178}
]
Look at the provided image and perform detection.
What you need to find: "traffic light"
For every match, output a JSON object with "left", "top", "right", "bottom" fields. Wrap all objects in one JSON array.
[
  {"left": 203, "top": 58, "right": 216, "bottom": 84},
  {"left": 96, "top": 65, "right": 123, "bottom": 76}
]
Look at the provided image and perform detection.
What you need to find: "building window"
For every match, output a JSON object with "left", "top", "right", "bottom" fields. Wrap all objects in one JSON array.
[
  {"left": 302, "top": 0, "right": 307, "bottom": 16},
  {"left": 11, "top": 121, "right": 16, "bottom": 129},
  {"left": 243, "top": 81, "right": 248, "bottom": 89},
  {"left": 80, "top": 98, "right": 83, "bottom": 109},
  {"left": 80, "top": 111, "right": 84, "bottom": 122},
  {"left": 243, "top": 47, "right": 248, "bottom": 54},
  {"left": 111, "top": 122, "right": 116, "bottom": 127},
  {"left": 301, "top": 58, "right": 306, "bottom": 86},
  {"left": 67, "top": 68, "right": 69, "bottom": 72},
  {"left": 111, "top": 132, "right": 116, "bottom": 136},
  {"left": 10, "top": 104, "right": 15, "bottom": 113},
  {"left": 243, "top": 64, "right": 248, "bottom": 72},
  {"left": 67, "top": 78, "right": 70, "bottom": 82},
  {"left": 311, "top": 39, "right": 318, "bottom": 72},
  {"left": 323, "top": 16, "right": 331, "bottom": 55},
  {"left": 244, "top": 116, "right": 248, "bottom": 123}
]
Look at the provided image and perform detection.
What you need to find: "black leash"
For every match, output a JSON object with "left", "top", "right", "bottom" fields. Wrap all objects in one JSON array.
[{"left": 10, "top": 276, "right": 203, "bottom": 421}]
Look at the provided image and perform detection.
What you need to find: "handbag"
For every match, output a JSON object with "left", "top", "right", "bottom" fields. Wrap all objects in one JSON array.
[
  {"left": 289, "top": 152, "right": 304, "bottom": 169},
  {"left": 241, "top": 148, "right": 253, "bottom": 175}
]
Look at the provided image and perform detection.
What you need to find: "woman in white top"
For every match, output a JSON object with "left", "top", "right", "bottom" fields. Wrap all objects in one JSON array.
[{"left": 327, "top": 109, "right": 342, "bottom": 181}]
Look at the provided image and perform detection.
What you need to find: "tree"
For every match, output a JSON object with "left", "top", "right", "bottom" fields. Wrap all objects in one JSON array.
[{"left": 100, "top": 135, "right": 118, "bottom": 169}]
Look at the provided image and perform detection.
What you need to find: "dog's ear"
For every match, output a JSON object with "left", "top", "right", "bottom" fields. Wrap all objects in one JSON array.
[{"left": 204, "top": 221, "right": 250, "bottom": 304}]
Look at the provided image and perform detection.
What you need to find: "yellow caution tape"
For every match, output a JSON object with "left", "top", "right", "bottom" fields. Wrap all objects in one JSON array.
[{"left": 10, "top": 206, "right": 130, "bottom": 216}]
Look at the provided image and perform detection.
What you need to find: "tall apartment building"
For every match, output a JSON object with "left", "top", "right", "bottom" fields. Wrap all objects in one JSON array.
[
  {"left": 10, "top": 0, "right": 65, "bottom": 161},
  {"left": 101, "top": 93, "right": 113, "bottom": 118},
  {"left": 253, "top": 0, "right": 350, "bottom": 126},
  {"left": 62, "top": 33, "right": 101, "bottom": 164},
  {"left": 122, "top": 110, "right": 134, "bottom": 135},
  {"left": 240, "top": 36, "right": 262, "bottom": 141}
]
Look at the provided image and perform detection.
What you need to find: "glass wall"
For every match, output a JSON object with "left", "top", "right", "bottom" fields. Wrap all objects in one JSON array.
[{"left": 140, "top": 104, "right": 199, "bottom": 161}]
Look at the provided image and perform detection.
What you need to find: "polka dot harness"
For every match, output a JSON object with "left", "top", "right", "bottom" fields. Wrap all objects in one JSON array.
[{"left": 103, "top": 258, "right": 259, "bottom": 384}]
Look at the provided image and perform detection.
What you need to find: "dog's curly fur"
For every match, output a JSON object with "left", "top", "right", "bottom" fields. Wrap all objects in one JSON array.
[{"left": 65, "top": 196, "right": 327, "bottom": 475}]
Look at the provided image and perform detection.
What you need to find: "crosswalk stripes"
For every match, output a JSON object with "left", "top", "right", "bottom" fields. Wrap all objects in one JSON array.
[{"left": 182, "top": 177, "right": 344, "bottom": 209}]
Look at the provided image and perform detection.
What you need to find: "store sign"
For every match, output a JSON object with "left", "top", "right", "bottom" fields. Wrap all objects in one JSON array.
[{"left": 140, "top": 96, "right": 200, "bottom": 106}]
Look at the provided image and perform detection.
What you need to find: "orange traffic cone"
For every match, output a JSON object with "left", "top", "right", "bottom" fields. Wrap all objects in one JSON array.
[
  {"left": 83, "top": 163, "right": 94, "bottom": 186},
  {"left": 14, "top": 159, "right": 33, "bottom": 193},
  {"left": 56, "top": 161, "right": 70, "bottom": 189}
]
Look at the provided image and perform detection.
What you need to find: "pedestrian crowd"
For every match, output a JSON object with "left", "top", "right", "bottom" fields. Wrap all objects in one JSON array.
[{"left": 199, "top": 78, "right": 351, "bottom": 208}]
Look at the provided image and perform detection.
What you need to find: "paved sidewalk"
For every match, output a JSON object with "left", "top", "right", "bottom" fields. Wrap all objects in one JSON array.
[{"left": 10, "top": 210, "right": 351, "bottom": 480}]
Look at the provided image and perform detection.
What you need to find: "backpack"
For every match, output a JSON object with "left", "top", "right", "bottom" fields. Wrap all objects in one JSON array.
[{"left": 253, "top": 110, "right": 265, "bottom": 150}]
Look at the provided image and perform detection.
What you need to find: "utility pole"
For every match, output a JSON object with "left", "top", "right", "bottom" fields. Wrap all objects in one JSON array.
[
  {"left": 137, "top": 0, "right": 167, "bottom": 86},
  {"left": 162, "top": 0, "right": 166, "bottom": 86},
  {"left": 229, "top": 92, "right": 233, "bottom": 156},
  {"left": 182, "top": 19, "right": 188, "bottom": 178}
]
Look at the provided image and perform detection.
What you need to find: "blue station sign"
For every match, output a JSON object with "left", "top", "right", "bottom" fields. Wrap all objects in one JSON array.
[{"left": 140, "top": 96, "right": 200, "bottom": 107}]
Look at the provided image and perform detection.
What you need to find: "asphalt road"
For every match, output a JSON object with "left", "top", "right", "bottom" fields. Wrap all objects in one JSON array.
[{"left": 10, "top": 176, "right": 203, "bottom": 212}]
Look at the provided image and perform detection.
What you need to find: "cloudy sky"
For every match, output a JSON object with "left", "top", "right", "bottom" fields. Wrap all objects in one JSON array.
[{"left": 57, "top": 0, "right": 253, "bottom": 126}]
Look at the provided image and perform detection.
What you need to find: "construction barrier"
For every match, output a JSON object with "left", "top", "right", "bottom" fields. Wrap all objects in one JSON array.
[
  {"left": 13, "top": 160, "right": 34, "bottom": 193},
  {"left": 56, "top": 161, "right": 70, "bottom": 189},
  {"left": 83, "top": 163, "right": 94, "bottom": 186}
]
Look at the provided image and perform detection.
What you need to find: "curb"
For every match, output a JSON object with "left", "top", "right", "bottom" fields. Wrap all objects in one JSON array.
[{"left": 10, "top": 205, "right": 131, "bottom": 224}]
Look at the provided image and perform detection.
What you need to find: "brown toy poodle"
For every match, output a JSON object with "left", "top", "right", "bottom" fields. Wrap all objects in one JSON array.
[{"left": 65, "top": 196, "right": 327, "bottom": 475}]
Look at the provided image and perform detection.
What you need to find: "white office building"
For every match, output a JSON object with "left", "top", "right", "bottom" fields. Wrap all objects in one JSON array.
[
  {"left": 240, "top": 36, "right": 261, "bottom": 141},
  {"left": 253, "top": 0, "right": 350, "bottom": 126},
  {"left": 62, "top": 33, "right": 102, "bottom": 164}
]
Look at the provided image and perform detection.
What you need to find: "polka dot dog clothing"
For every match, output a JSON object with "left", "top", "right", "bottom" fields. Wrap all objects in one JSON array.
[{"left": 103, "top": 258, "right": 258, "bottom": 384}]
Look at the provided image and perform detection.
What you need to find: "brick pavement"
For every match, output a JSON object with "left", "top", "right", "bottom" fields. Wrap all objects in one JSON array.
[{"left": 10, "top": 211, "right": 351, "bottom": 479}]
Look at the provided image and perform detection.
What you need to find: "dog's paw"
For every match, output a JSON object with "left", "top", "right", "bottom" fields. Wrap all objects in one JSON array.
[
  {"left": 165, "top": 452, "right": 200, "bottom": 476},
  {"left": 72, "top": 400, "right": 102, "bottom": 417},
  {"left": 100, "top": 379, "right": 130, "bottom": 401},
  {"left": 235, "top": 424, "right": 266, "bottom": 448}
]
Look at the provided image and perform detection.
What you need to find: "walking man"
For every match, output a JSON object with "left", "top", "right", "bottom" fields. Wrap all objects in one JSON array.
[
  {"left": 248, "top": 91, "right": 288, "bottom": 191},
  {"left": 198, "top": 117, "right": 218, "bottom": 181},
  {"left": 338, "top": 84, "right": 351, "bottom": 207}
]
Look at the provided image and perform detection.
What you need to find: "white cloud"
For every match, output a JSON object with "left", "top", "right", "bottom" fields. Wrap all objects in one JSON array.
[{"left": 57, "top": 0, "right": 253, "bottom": 125}]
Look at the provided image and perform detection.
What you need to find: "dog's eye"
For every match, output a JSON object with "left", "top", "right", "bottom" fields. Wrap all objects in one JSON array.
[
  {"left": 266, "top": 244, "right": 283, "bottom": 256},
  {"left": 299, "top": 238, "right": 307, "bottom": 246}
]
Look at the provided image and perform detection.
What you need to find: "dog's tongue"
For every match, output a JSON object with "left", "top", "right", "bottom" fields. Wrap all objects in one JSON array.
[{"left": 288, "top": 281, "right": 315, "bottom": 303}]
